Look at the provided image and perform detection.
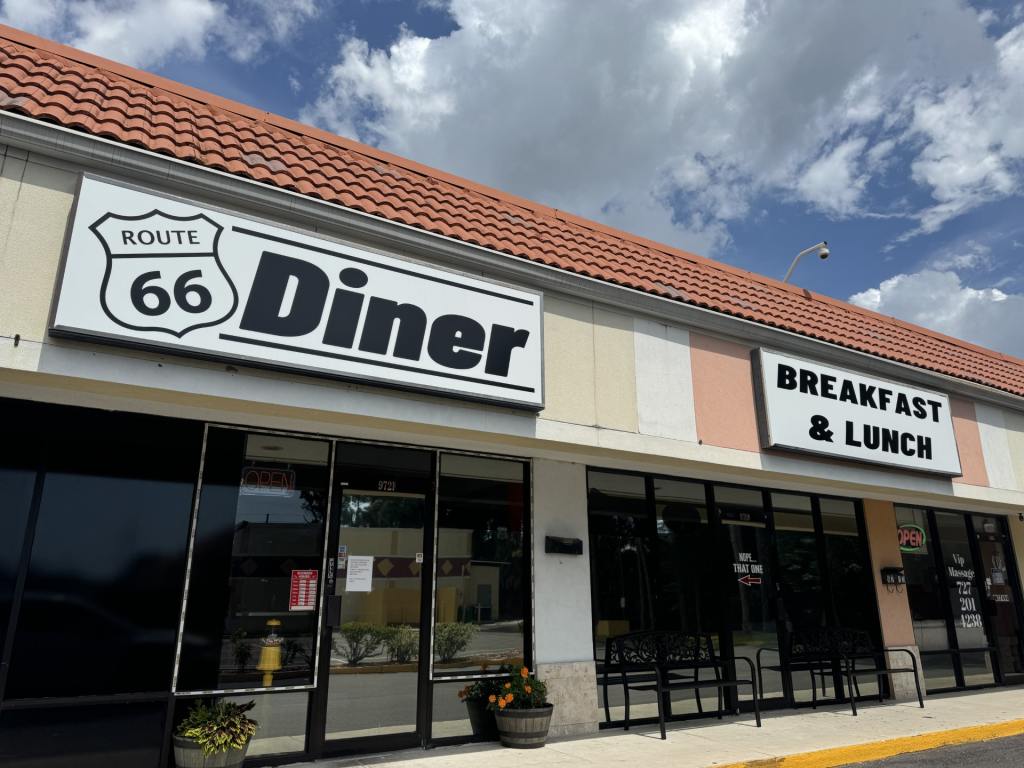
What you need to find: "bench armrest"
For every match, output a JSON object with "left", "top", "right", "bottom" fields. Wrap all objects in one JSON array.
[{"left": 718, "top": 654, "right": 758, "bottom": 683}]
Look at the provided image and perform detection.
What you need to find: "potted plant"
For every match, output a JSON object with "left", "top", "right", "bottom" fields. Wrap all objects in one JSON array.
[
  {"left": 486, "top": 667, "right": 552, "bottom": 749},
  {"left": 457, "top": 677, "right": 502, "bottom": 738},
  {"left": 173, "top": 699, "right": 258, "bottom": 768}
]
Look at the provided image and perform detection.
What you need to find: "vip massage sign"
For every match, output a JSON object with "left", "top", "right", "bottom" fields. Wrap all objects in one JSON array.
[
  {"left": 51, "top": 177, "right": 543, "bottom": 408},
  {"left": 753, "top": 349, "right": 962, "bottom": 475}
]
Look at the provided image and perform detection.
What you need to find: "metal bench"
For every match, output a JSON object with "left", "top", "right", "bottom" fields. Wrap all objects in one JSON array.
[
  {"left": 756, "top": 627, "right": 924, "bottom": 715},
  {"left": 603, "top": 631, "right": 761, "bottom": 739}
]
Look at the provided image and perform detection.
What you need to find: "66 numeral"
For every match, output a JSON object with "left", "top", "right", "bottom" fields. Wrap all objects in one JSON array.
[{"left": 131, "top": 270, "right": 213, "bottom": 316}]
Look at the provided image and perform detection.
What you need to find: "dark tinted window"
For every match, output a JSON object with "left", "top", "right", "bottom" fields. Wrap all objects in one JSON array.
[
  {"left": 0, "top": 468, "right": 35, "bottom": 658},
  {"left": 587, "top": 471, "right": 652, "bottom": 656},
  {"left": 5, "top": 406, "right": 201, "bottom": 698},
  {"left": 0, "top": 701, "right": 167, "bottom": 768}
]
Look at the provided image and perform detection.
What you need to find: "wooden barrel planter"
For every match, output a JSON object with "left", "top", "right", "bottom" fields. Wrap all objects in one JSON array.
[{"left": 494, "top": 704, "right": 554, "bottom": 748}]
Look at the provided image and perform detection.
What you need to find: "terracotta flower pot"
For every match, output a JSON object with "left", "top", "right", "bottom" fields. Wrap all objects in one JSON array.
[
  {"left": 173, "top": 735, "right": 250, "bottom": 768},
  {"left": 494, "top": 704, "right": 553, "bottom": 749},
  {"left": 465, "top": 699, "right": 499, "bottom": 739}
]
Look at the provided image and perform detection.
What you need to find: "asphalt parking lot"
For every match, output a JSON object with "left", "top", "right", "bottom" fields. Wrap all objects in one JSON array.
[{"left": 850, "top": 734, "right": 1024, "bottom": 767}]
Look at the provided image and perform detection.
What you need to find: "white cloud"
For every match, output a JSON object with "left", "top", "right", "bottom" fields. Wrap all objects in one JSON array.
[
  {"left": 849, "top": 269, "right": 1024, "bottom": 357},
  {"left": 220, "top": 0, "right": 318, "bottom": 63},
  {"left": 796, "top": 137, "right": 869, "bottom": 216},
  {"left": 0, "top": 0, "right": 315, "bottom": 68},
  {"left": 928, "top": 240, "right": 994, "bottom": 272},
  {"left": 301, "top": 0, "right": 1017, "bottom": 255}
]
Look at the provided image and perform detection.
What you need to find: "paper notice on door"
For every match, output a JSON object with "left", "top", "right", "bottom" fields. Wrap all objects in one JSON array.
[{"left": 345, "top": 555, "right": 374, "bottom": 592}]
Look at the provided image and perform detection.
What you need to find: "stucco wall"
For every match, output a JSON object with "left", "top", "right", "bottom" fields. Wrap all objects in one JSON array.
[{"left": 0, "top": 146, "right": 76, "bottom": 349}]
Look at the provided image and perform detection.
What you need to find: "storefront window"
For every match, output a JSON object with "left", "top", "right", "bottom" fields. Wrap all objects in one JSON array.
[
  {"left": 588, "top": 469, "right": 879, "bottom": 717},
  {"left": 717, "top": 486, "right": 782, "bottom": 703},
  {"left": 435, "top": 454, "right": 527, "bottom": 674},
  {"left": 973, "top": 515, "right": 1024, "bottom": 678},
  {"left": 5, "top": 407, "right": 202, "bottom": 699},
  {"left": 935, "top": 512, "right": 994, "bottom": 686},
  {"left": 176, "top": 429, "right": 330, "bottom": 692},
  {"left": 653, "top": 479, "right": 715, "bottom": 637},
  {"left": 587, "top": 471, "right": 652, "bottom": 657},
  {"left": 896, "top": 505, "right": 1024, "bottom": 692},
  {"left": 771, "top": 493, "right": 822, "bottom": 634},
  {"left": 221, "top": 692, "right": 309, "bottom": 756},
  {"left": 0, "top": 467, "right": 35, "bottom": 661},
  {"left": 897, "top": 506, "right": 955, "bottom": 689}
]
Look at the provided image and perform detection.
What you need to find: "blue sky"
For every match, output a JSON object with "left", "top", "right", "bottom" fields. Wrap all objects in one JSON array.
[{"left": 3, "top": 0, "right": 1023, "bottom": 356}]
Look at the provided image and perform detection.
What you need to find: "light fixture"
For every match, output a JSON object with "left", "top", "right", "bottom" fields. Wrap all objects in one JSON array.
[{"left": 782, "top": 241, "right": 830, "bottom": 283}]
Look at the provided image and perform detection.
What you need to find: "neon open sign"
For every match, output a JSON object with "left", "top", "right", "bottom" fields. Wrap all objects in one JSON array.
[
  {"left": 898, "top": 523, "right": 926, "bottom": 553},
  {"left": 240, "top": 466, "right": 296, "bottom": 497}
]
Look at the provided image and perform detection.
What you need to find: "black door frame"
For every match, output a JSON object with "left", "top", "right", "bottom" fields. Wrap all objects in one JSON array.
[
  {"left": 904, "top": 506, "right": 1024, "bottom": 693},
  {"left": 306, "top": 442, "right": 436, "bottom": 759},
  {"left": 164, "top": 426, "right": 531, "bottom": 766}
]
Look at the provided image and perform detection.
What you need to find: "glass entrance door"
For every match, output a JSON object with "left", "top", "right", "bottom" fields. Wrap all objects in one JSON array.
[
  {"left": 316, "top": 443, "right": 433, "bottom": 751},
  {"left": 972, "top": 515, "right": 1024, "bottom": 682}
]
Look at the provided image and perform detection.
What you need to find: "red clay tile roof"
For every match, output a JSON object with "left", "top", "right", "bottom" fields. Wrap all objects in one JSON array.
[{"left": 1, "top": 24, "right": 1023, "bottom": 399}]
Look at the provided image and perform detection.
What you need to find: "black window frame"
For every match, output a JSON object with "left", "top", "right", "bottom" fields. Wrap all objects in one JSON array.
[
  {"left": 897, "top": 503, "right": 1024, "bottom": 693},
  {"left": 585, "top": 465, "right": 879, "bottom": 720}
]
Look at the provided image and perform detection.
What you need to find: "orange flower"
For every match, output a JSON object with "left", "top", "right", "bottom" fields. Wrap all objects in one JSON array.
[
  {"left": 504, "top": 682, "right": 512, "bottom": 689},
  {"left": 506, "top": 693, "right": 514, "bottom": 702},
  {"left": 488, "top": 694, "right": 497, "bottom": 703},
  {"left": 524, "top": 685, "right": 532, "bottom": 694},
  {"left": 520, "top": 667, "right": 529, "bottom": 678},
  {"left": 498, "top": 698, "right": 506, "bottom": 709}
]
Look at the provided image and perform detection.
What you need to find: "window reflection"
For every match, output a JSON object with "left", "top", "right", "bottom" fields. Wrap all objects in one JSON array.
[
  {"left": 435, "top": 454, "right": 527, "bottom": 674},
  {"left": 177, "top": 430, "right": 329, "bottom": 692},
  {"left": 587, "top": 471, "right": 651, "bottom": 657}
]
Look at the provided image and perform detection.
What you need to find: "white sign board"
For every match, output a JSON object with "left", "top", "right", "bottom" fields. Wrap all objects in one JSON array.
[
  {"left": 344, "top": 555, "right": 374, "bottom": 593},
  {"left": 754, "top": 349, "right": 962, "bottom": 476},
  {"left": 51, "top": 177, "right": 544, "bottom": 408}
]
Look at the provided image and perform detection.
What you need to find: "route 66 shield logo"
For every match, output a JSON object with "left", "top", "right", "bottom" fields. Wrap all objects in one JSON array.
[{"left": 90, "top": 210, "right": 238, "bottom": 337}]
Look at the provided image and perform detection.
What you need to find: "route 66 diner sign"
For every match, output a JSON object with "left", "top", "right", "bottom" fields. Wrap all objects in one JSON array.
[{"left": 51, "top": 176, "right": 544, "bottom": 409}]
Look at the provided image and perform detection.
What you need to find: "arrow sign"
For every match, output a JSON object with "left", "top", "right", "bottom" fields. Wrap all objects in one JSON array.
[{"left": 738, "top": 575, "right": 762, "bottom": 587}]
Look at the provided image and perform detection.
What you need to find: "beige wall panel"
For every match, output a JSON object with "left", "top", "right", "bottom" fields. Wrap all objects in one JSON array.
[
  {"left": 950, "top": 397, "right": 990, "bottom": 487},
  {"left": 863, "top": 499, "right": 916, "bottom": 647},
  {"left": 541, "top": 296, "right": 596, "bottom": 426},
  {"left": 633, "top": 318, "right": 698, "bottom": 443},
  {"left": 0, "top": 147, "right": 28, "bottom": 262},
  {"left": 975, "top": 403, "right": 1018, "bottom": 491},
  {"left": 592, "top": 307, "right": 638, "bottom": 432},
  {"left": 0, "top": 155, "right": 77, "bottom": 341},
  {"left": 1003, "top": 410, "right": 1024, "bottom": 493}
]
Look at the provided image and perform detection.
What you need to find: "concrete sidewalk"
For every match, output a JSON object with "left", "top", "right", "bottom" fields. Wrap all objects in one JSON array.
[{"left": 284, "top": 687, "right": 1024, "bottom": 768}]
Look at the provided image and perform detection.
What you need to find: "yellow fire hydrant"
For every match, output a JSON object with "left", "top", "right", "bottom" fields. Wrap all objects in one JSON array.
[{"left": 256, "top": 619, "right": 283, "bottom": 687}]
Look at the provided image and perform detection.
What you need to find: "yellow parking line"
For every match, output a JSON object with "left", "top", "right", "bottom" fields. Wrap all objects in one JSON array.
[{"left": 714, "top": 718, "right": 1024, "bottom": 768}]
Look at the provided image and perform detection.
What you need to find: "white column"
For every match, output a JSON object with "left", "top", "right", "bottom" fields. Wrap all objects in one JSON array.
[{"left": 532, "top": 458, "right": 599, "bottom": 736}]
